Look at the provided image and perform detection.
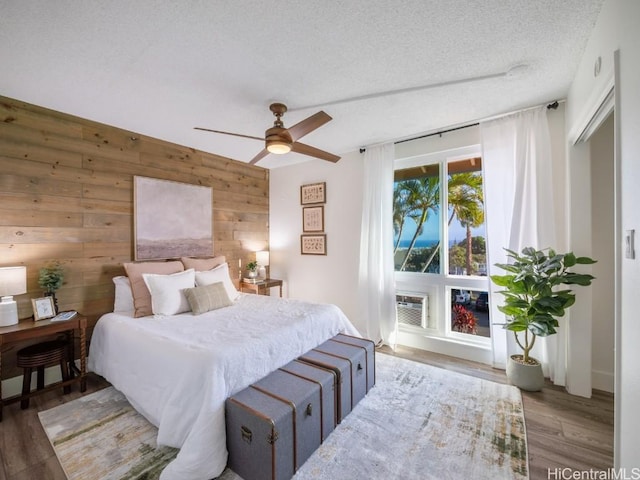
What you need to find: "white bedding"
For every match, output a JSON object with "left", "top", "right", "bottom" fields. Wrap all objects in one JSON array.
[{"left": 88, "top": 293, "right": 359, "bottom": 480}]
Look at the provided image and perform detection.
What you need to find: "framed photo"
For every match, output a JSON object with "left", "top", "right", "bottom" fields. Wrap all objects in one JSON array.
[
  {"left": 301, "top": 234, "right": 327, "bottom": 255},
  {"left": 32, "top": 296, "right": 56, "bottom": 321},
  {"left": 302, "top": 206, "right": 324, "bottom": 232},
  {"left": 300, "top": 182, "right": 326, "bottom": 205},
  {"left": 134, "top": 176, "right": 213, "bottom": 260}
]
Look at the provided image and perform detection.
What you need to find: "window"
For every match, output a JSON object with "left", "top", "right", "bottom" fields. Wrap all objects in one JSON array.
[{"left": 393, "top": 147, "right": 490, "bottom": 342}]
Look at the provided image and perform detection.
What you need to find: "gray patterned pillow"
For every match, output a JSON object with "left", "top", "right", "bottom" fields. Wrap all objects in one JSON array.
[{"left": 183, "top": 281, "right": 232, "bottom": 315}]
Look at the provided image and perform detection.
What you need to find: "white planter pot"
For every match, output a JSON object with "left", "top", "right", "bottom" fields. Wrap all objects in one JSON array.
[{"left": 506, "top": 354, "right": 544, "bottom": 391}]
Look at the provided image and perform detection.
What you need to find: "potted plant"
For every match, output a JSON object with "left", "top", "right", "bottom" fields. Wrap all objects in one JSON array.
[
  {"left": 38, "top": 262, "right": 64, "bottom": 313},
  {"left": 491, "top": 247, "right": 595, "bottom": 391},
  {"left": 246, "top": 261, "right": 258, "bottom": 279}
]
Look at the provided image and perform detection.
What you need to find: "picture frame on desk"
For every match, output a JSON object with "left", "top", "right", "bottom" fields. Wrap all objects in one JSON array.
[{"left": 31, "top": 296, "right": 56, "bottom": 321}]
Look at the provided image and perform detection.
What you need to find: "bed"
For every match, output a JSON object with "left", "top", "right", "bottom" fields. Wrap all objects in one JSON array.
[{"left": 88, "top": 272, "right": 359, "bottom": 480}]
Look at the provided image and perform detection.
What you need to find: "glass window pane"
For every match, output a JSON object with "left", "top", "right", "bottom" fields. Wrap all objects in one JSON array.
[
  {"left": 393, "top": 164, "right": 441, "bottom": 273},
  {"left": 447, "top": 158, "right": 486, "bottom": 276},
  {"left": 450, "top": 289, "right": 490, "bottom": 338}
]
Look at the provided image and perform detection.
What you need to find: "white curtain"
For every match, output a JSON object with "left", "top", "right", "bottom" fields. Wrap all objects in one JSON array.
[
  {"left": 481, "top": 106, "right": 565, "bottom": 384},
  {"left": 357, "top": 143, "right": 397, "bottom": 346}
]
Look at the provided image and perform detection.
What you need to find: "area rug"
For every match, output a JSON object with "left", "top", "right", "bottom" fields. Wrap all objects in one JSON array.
[{"left": 39, "top": 353, "right": 528, "bottom": 480}]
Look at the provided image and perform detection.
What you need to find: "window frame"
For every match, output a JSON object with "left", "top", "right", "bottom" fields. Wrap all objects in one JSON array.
[{"left": 394, "top": 144, "right": 490, "bottom": 346}]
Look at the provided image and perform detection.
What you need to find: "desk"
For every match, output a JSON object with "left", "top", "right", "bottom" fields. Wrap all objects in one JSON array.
[
  {"left": 0, "top": 314, "right": 87, "bottom": 421},
  {"left": 240, "top": 278, "right": 283, "bottom": 297}
]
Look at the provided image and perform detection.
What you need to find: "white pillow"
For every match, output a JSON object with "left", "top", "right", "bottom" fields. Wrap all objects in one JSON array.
[
  {"left": 142, "top": 269, "right": 196, "bottom": 316},
  {"left": 113, "top": 276, "right": 135, "bottom": 312},
  {"left": 195, "top": 263, "right": 240, "bottom": 301}
]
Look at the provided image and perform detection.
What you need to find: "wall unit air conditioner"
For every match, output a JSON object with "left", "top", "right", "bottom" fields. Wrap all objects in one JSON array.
[{"left": 396, "top": 292, "right": 429, "bottom": 329}]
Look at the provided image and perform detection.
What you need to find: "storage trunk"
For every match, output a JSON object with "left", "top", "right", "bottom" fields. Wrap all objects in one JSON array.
[
  {"left": 225, "top": 369, "right": 322, "bottom": 480},
  {"left": 330, "top": 333, "right": 376, "bottom": 392},
  {"left": 312, "top": 338, "right": 368, "bottom": 410},
  {"left": 279, "top": 359, "right": 337, "bottom": 442},
  {"left": 298, "top": 348, "right": 352, "bottom": 423}
]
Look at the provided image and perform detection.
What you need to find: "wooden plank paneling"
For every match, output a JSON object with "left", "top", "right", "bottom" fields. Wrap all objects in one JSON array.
[
  {"left": 0, "top": 192, "right": 83, "bottom": 213},
  {"left": 0, "top": 100, "right": 83, "bottom": 138},
  {"left": 0, "top": 95, "right": 269, "bottom": 382},
  {"left": 0, "top": 211, "right": 82, "bottom": 228},
  {"left": 0, "top": 156, "right": 133, "bottom": 188},
  {"left": 0, "top": 138, "right": 84, "bottom": 168},
  {"left": 0, "top": 173, "right": 82, "bottom": 197}
]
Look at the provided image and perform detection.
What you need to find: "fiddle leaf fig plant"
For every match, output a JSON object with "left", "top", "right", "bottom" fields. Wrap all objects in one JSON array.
[{"left": 491, "top": 247, "right": 596, "bottom": 364}]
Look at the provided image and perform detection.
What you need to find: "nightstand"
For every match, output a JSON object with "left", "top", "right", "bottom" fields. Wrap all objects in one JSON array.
[
  {"left": 240, "top": 278, "right": 283, "bottom": 297},
  {"left": 0, "top": 313, "right": 87, "bottom": 421}
]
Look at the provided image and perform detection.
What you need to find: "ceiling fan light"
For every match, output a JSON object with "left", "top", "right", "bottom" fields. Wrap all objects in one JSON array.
[{"left": 266, "top": 140, "right": 291, "bottom": 154}]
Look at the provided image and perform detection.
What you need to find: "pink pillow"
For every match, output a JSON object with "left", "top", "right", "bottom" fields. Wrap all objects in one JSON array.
[
  {"left": 180, "top": 256, "right": 226, "bottom": 272},
  {"left": 123, "top": 261, "right": 184, "bottom": 317}
]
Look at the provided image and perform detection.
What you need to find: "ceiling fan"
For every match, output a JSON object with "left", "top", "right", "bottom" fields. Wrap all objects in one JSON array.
[{"left": 195, "top": 103, "right": 340, "bottom": 165}]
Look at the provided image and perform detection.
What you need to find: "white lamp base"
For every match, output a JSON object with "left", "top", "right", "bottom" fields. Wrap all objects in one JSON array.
[{"left": 0, "top": 296, "right": 19, "bottom": 326}]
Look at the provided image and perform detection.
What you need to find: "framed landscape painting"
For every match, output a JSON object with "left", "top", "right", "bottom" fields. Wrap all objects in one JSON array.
[{"left": 134, "top": 176, "right": 213, "bottom": 260}]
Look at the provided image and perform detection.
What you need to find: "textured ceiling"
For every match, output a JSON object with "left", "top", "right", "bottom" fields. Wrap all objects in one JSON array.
[{"left": 0, "top": 1, "right": 603, "bottom": 168}]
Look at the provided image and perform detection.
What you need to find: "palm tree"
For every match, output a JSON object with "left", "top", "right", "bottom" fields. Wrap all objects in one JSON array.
[
  {"left": 398, "top": 177, "right": 440, "bottom": 271},
  {"left": 420, "top": 172, "right": 484, "bottom": 273},
  {"left": 448, "top": 173, "right": 484, "bottom": 274},
  {"left": 393, "top": 183, "right": 413, "bottom": 253}
]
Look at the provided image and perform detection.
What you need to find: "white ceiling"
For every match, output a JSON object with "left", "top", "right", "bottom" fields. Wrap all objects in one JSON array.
[{"left": 0, "top": 1, "right": 603, "bottom": 169}]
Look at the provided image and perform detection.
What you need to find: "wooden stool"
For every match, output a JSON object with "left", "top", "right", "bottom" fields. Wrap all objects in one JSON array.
[{"left": 16, "top": 340, "right": 70, "bottom": 409}]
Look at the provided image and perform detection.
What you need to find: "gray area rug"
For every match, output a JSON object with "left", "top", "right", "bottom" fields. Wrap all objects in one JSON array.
[{"left": 39, "top": 353, "right": 528, "bottom": 480}]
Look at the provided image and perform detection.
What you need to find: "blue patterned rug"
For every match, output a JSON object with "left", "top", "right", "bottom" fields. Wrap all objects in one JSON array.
[{"left": 39, "top": 353, "right": 528, "bottom": 479}]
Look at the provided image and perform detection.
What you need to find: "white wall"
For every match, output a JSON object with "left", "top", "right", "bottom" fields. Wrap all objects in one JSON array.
[
  {"left": 566, "top": 0, "right": 640, "bottom": 467},
  {"left": 269, "top": 151, "right": 366, "bottom": 333},
  {"left": 590, "top": 114, "right": 615, "bottom": 393}
]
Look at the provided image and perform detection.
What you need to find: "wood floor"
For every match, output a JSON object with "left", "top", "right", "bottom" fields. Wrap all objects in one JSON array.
[{"left": 0, "top": 346, "right": 613, "bottom": 480}]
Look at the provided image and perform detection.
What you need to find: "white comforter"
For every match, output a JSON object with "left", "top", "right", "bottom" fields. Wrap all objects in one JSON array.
[{"left": 88, "top": 293, "right": 359, "bottom": 480}]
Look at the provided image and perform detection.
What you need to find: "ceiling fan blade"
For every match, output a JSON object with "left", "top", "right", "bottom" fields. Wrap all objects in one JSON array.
[
  {"left": 291, "top": 142, "right": 340, "bottom": 163},
  {"left": 249, "top": 148, "right": 270, "bottom": 165},
  {"left": 194, "top": 127, "right": 263, "bottom": 142},
  {"left": 286, "top": 111, "right": 332, "bottom": 142}
]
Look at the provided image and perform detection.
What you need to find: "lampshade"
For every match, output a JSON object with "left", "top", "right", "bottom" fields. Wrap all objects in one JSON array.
[
  {"left": 256, "top": 251, "right": 269, "bottom": 279},
  {"left": 266, "top": 141, "right": 291, "bottom": 155},
  {"left": 0, "top": 266, "right": 27, "bottom": 297},
  {"left": 256, "top": 251, "right": 270, "bottom": 266},
  {"left": 0, "top": 266, "right": 27, "bottom": 327}
]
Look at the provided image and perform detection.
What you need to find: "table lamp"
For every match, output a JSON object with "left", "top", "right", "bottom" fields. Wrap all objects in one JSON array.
[
  {"left": 256, "top": 251, "right": 269, "bottom": 279},
  {"left": 0, "top": 266, "right": 27, "bottom": 326}
]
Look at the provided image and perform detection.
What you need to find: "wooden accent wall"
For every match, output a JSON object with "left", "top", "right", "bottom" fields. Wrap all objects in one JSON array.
[{"left": 0, "top": 96, "right": 268, "bottom": 377}]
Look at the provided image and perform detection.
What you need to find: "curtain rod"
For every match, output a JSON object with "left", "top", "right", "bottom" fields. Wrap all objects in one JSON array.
[{"left": 359, "top": 100, "right": 560, "bottom": 154}]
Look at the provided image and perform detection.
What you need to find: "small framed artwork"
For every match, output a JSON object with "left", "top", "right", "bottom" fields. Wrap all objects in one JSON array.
[
  {"left": 302, "top": 206, "right": 324, "bottom": 232},
  {"left": 300, "top": 182, "right": 326, "bottom": 205},
  {"left": 32, "top": 297, "right": 56, "bottom": 321},
  {"left": 301, "top": 234, "right": 327, "bottom": 255}
]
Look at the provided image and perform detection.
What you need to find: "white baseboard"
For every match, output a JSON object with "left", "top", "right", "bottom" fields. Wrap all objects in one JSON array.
[
  {"left": 592, "top": 369, "right": 614, "bottom": 393},
  {"left": 397, "top": 331, "right": 493, "bottom": 365}
]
